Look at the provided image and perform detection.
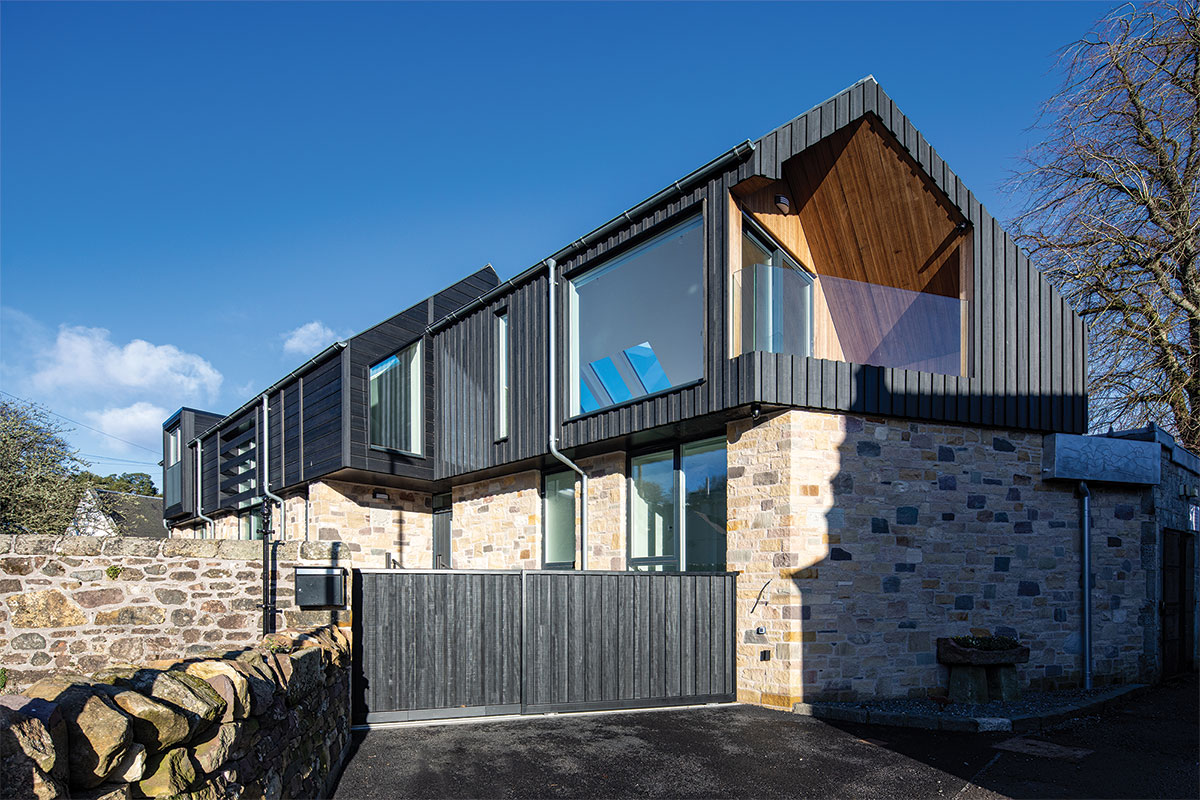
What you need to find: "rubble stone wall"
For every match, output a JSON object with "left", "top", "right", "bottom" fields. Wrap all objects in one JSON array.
[
  {"left": 0, "top": 535, "right": 350, "bottom": 693},
  {"left": 0, "top": 625, "right": 351, "bottom": 800}
]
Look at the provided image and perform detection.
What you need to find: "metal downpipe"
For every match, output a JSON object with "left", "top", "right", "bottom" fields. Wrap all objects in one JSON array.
[
  {"left": 1079, "top": 481, "right": 1092, "bottom": 689},
  {"left": 547, "top": 258, "right": 589, "bottom": 569},
  {"left": 195, "top": 442, "right": 216, "bottom": 539}
]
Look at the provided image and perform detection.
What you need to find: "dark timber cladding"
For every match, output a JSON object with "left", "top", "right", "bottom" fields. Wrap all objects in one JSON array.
[
  {"left": 346, "top": 266, "right": 499, "bottom": 481},
  {"left": 351, "top": 570, "right": 736, "bottom": 723},
  {"left": 430, "top": 77, "right": 1086, "bottom": 484},
  {"left": 433, "top": 273, "right": 548, "bottom": 478}
]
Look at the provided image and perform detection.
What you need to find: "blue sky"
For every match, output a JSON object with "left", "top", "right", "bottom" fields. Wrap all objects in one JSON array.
[{"left": 1, "top": 1, "right": 1113, "bottom": 483}]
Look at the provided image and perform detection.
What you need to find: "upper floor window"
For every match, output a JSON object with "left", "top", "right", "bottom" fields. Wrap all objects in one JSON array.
[
  {"left": 369, "top": 341, "right": 422, "bottom": 455},
  {"left": 568, "top": 216, "right": 704, "bottom": 415},
  {"left": 166, "top": 428, "right": 182, "bottom": 467},
  {"left": 495, "top": 311, "right": 509, "bottom": 440},
  {"left": 733, "top": 220, "right": 814, "bottom": 358}
]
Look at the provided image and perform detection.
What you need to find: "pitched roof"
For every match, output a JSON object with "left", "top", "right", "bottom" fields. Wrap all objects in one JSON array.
[{"left": 94, "top": 490, "right": 165, "bottom": 538}]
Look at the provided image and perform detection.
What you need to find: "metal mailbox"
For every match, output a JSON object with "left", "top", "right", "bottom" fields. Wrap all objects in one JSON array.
[{"left": 294, "top": 566, "right": 346, "bottom": 608}]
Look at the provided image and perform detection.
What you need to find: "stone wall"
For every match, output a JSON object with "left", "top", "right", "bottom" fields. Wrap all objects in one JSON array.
[
  {"left": 0, "top": 624, "right": 351, "bottom": 799},
  {"left": 308, "top": 480, "right": 432, "bottom": 569},
  {"left": 0, "top": 535, "right": 349, "bottom": 693},
  {"left": 726, "top": 409, "right": 1164, "bottom": 709},
  {"left": 451, "top": 470, "right": 541, "bottom": 569},
  {"left": 581, "top": 452, "right": 627, "bottom": 571}
]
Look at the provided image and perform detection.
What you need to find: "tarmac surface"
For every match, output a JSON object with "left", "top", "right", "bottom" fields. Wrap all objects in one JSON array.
[{"left": 332, "top": 673, "right": 1198, "bottom": 799}]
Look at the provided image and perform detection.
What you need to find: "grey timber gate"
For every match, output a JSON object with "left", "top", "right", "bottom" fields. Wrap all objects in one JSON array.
[{"left": 352, "top": 569, "right": 736, "bottom": 724}]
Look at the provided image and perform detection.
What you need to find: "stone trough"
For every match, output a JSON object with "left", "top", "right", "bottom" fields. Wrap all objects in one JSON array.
[{"left": 937, "top": 637, "right": 1030, "bottom": 704}]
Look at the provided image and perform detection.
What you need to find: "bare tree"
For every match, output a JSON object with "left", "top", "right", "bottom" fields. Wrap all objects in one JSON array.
[{"left": 1012, "top": 0, "right": 1200, "bottom": 450}]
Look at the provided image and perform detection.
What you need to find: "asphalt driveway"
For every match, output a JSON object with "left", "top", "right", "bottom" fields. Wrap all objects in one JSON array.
[{"left": 332, "top": 674, "right": 1198, "bottom": 799}]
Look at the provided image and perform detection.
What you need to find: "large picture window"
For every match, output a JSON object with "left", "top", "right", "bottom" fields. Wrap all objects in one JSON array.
[
  {"left": 369, "top": 341, "right": 422, "bottom": 455},
  {"left": 569, "top": 216, "right": 704, "bottom": 415},
  {"left": 543, "top": 471, "right": 577, "bottom": 569},
  {"left": 628, "top": 436, "right": 727, "bottom": 572}
]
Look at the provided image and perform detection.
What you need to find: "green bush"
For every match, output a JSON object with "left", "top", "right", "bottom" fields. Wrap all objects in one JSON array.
[{"left": 106, "top": 565, "right": 123, "bottom": 579}]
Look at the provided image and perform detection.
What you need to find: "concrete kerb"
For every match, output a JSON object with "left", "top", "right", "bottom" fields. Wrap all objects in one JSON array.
[{"left": 792, "top": 684, "right": 1150, "bottom": 733}]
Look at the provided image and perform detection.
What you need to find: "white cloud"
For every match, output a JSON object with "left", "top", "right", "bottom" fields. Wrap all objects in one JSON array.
[
  {"left": 85, "top": 401, "right": 170, "bottom": 454},
  {"left": 31, "top": 326, "right": 222, "bottom": 402},
  {"left": 282, "top": 321, "right": 342, "bottom": 357}
]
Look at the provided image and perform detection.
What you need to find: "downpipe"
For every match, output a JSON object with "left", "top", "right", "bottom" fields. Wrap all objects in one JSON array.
[
  {"left": 1079, "top": 481, "right": 1092, "bottom": 689},
  {"left": 195, "top": 442, "right": 216, "bottom": 539},
  {"left": 547, "top": 258, "right": 589, "bottom": 569}
]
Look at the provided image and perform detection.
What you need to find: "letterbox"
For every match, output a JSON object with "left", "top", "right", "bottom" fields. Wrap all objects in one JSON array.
[{"left": 294, "top": 567, "right": 346, "bottom": 608}]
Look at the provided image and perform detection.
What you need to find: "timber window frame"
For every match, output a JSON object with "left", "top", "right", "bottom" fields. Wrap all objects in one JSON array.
[{"left": 368, "top": 340, "right": 424, "bottom": 457}]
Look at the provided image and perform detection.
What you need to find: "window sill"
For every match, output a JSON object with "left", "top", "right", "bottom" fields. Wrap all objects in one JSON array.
[
  {"left": 563, "top": 378, "right": 705, "bottom": 424},
  {"left": 369, "top": 445, "right": 425, "bottom": 459}
]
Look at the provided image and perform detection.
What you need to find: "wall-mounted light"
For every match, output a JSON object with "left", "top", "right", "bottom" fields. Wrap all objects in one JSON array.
[
  {"left": 373, "top": 490, "right": 389, "bottom": 501},
  {"left": 774, "top": 194, "right": 790, "bottom": 215}
]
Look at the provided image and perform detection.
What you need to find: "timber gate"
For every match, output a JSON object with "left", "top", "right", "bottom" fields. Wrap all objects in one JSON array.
[{"left": 351, "top": 569, "right": 736, "bottom": 724}]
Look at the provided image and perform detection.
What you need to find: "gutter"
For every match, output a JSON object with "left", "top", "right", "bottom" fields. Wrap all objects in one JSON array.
[
  {"left": 427, "top": 139, "right": 756, "bottom": 335},
  {"left": 546, "top": 258, "right": 588, "bottom": 569}
]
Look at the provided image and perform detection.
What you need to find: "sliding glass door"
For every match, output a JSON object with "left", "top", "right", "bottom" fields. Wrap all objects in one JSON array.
[{"left": 629, "top": 437, "right": 727, "bottom": 572}]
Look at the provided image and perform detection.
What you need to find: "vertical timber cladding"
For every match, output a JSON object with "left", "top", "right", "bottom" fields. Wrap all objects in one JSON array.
[
  {"left": 352, "top": 570, "right": 736, "bottom": 723},
  {"left": 522, "top": 571, "right": 736, "bottom": 713}
]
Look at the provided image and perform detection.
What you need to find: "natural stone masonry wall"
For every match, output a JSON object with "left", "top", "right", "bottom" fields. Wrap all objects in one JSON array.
[
  {"left": 452, "top": 470, "right": 541, "bottom": 569},
  {"left": 308, "top": 480, "right": 432, "bottom": 568},
  {"left": 581, "top": 452, "right": 627, "bottom": 570},
  {"left": 0, "top": 624, "right": 351, "bottom": 799},
  {"left": 727, "top": 409, "right": 1166, "bottom": 710},
  {"left": 0, "top": 535, "right": 349, "bottom": 692}
]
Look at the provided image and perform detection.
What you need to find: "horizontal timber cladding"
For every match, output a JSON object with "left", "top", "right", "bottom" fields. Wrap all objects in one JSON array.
[
  {"left": 433, "top": 273, "right": 548, "bottom": 479},
  {"left": 735, "top": 77, "right": 1087, "bottom": 433},
  {"left": 302, "top": 353, "right": 345, "bottom": 479},
  {"left": 351, "top": 570, "right": 736, "bottom": 723}
]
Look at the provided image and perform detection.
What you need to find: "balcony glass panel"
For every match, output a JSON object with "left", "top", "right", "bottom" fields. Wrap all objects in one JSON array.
[{"left": 818, "top": 275, "right": 962, "bottom": 375}]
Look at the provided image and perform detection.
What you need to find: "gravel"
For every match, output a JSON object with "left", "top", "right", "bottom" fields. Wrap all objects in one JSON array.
[{"left": 815, "top": 685, "right": 1123, "bottom": 719}]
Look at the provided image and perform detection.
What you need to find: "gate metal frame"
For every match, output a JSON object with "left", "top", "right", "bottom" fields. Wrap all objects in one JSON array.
[{"left": 352, "top": 568, "right": 737, "bottom": 724}]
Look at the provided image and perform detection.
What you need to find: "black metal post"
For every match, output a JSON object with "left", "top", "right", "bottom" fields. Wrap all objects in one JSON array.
[{"left": 260, "top": 496, "right": 276, "bottom": 636}]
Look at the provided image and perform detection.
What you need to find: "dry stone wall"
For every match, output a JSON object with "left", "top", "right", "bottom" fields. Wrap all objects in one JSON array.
[
  {"left": 0, "top": 535, "right": 349, "bottom": 693},
  {"left": 0, "top": 624, "right": 351, "bottom": 799}
]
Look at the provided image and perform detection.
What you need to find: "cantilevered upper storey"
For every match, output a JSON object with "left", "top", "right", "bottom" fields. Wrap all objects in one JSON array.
[{"left": 165, "top": 77, "right": 1086, "bottom": 525}]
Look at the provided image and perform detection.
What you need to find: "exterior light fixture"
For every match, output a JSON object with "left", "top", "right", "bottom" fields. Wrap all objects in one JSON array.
[
  {"left": 774, "top": 194, "right": 790, "bottom": 215},
  {"left": 373, "top": 490, "right": 389, "bottom": 500}
]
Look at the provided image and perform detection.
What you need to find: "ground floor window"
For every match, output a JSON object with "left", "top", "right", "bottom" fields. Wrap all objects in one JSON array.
[
  {"left": 543, "top": 471, "right": 577, "bottom": 569},
  {"left": 239, "top": 507, "right": 263, "bottom": 540},
  {"left": 628, "top": 436, "right": 727, "bottom": 572}
]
